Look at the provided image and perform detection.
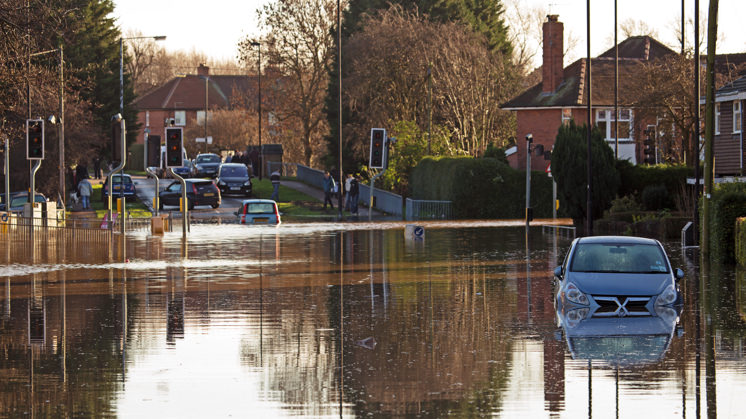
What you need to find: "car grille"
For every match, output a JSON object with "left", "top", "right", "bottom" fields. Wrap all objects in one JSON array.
[{"left": 592, "top": 295, "right": 651, "bottom": 317}]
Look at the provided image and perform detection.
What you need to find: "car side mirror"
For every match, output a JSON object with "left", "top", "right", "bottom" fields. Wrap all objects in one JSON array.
[
  {"left": 674, "top": 268, "right": 684, "bottom": 281},
  {"left": 553, "top": 266, "right": 563, "bottom": 279}
]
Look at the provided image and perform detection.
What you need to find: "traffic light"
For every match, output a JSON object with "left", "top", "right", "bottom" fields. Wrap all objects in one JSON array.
[
  {"left": 146, "top": 135, "right": 161, "bottom": 168},
  {"left": 26, "top": 119, "right": 44, "bottom": 160},
  {"left": 165, "top": 127, "right": 183, "bottom": 168},
  {"left": 111, "top": 119, "right": 123, "bottom": 163},
  {"left": 643, "top": 127, "right": 656, "bottom": 164},
  {"left": 369, "top": 128, "right": 386, "bottom": 169}
]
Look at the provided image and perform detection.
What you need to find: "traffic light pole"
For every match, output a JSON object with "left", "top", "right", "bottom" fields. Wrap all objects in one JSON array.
[
  {"left": 169, "top": 168, "right": 188, "bottom": 238},
  {"left": 144, "top": 133, "right": 159, "bottom": 216},
  {"left": 106, "top": 117, "right": 126, "bottom": 234}
]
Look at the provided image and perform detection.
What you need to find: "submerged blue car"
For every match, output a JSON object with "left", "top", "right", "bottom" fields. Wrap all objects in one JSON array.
[{"left": 554, "top": 236, "right": 684, "bottom": 320}]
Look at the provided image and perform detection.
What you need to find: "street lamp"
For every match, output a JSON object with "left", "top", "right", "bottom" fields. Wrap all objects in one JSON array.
[
  {"left": 198, "top": 75, "right": 209, "bottom": 153},
  {"left": 250, "top": 41, "right": 262, "bottom": 180},
  {"left": 120, "top": 35, "right": 166, "bottom": 115}
]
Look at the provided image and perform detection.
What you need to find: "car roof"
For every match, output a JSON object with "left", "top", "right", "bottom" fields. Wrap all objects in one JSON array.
[
  {"left": 196, "top": 153, "right": 220, "bottom": 157},
  {"left": 186, "top": 179, "right": 214, "bottom": 184},
  {"left": 220, "top": 163, "right": 246, "bottom": 167},
  {"left": 240, "top": 199, "right": 277, "bottom": 205},
  {"left": 575, "top": 235, "right": 660, "bottom": 246}
]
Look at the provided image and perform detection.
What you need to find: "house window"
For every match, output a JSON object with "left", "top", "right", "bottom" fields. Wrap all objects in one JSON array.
[
  {"left": 715, "top": 103, "right": 720, "bottom": 135},
  {"left": 197, "top": 110, "right": 212, "bottom": 126},
  {"left": 561, "top": 108, "right": 572, "bottom": 126},
  {"left": 174, "top": 110, "right": 186, "bottom": 126},
  {"left": 595, "top": 108, "right": 633, "bottom": 141},
  {"left": 734, "top": 101, "right": 742, "bottom": 134}
]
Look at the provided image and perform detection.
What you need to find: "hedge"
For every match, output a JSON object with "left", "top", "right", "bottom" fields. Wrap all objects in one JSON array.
[
  {"left": 616, "top": 160, "right": 692, "bottom": 202},
  {"left": 411, "top": 156, "right": 557, "bottom": 219},
  {"left": 736, "top": 217, "right": 746, "bottom": 267},
  {"left": 708, "top": 182, "right": 746, "bottom": 264}
]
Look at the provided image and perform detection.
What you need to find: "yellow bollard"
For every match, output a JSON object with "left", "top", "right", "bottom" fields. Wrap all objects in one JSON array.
[
  {"left": 117, "top": 198, "right": 123, "bottom": 213},
  {"left": 179, "top": 197, "right": 184, "bottom": 212}
]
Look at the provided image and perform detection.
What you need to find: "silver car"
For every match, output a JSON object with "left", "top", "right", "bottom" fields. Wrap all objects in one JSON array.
[{"left": 554, "top": 236, "right": 684, "bottom": 321}]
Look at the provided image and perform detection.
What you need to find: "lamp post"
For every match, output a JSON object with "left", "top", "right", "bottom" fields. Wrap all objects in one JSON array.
[
  {"left": 120, "top": 35, "right": 166, "bottom": 115},
  {"left": 199, "top": 75, "right": 209, "bottom": 153},
  {"left": 250, "top": 41, "right": 262, "bottom": 180}
]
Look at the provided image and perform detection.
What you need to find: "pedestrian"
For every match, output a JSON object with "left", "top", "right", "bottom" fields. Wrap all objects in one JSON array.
[
  {"left": 270, "top": 169, "right": 281, "bottom": 201},
  {"left": 93, "top": 156, "right": 101, "bottom": 179},
  {"left": 349, "top": 175, "right": 360, "bottom": 214},
  {"left": 77, "top": 175, "right": 93, "bottom": 210},
  {"left": 322, "top": 171, "right": 335, "bottom": 209},
  {"left": 344, "top": 173, "right": 353, "bottom": 211}
]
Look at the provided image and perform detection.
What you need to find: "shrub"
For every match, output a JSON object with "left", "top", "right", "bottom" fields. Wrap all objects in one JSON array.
[
  {"left": 616, "top": 160, "right": 692, "bottom": 210},
  {"left": 736, "top": 217, "right": 746, "bottom": 267},
  {"left": 411, "top": 156, "right": 556, "bottom": 219},
  {"left": 641, "top": 184, "right": 673, "bottom": 211},
  {"left": 708, "top": 182, "right": 746, "bottom": 264}
]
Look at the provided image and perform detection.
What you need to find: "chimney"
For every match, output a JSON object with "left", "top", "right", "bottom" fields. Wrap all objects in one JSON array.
[
  {"left": 542, "top": 15, "right": 564, "bottom": 93},
  {"left": 197, "top": 63, "right": 210, "bottom": 76}
]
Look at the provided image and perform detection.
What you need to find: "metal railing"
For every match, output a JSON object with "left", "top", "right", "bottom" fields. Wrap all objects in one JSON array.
[
  {"left": 358, "top": 183, "right": 402, "bottom": 217},
  {"left": 541, "top": 225, "right": 576, "bottom": 239},
  {"left": 405, "top": 198, "right": 453, "bottom": 220}
]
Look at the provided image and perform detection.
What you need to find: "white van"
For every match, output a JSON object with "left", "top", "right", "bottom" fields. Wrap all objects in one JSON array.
[{"left": 156, "top": 146, "right": 189, "bottom": 178}]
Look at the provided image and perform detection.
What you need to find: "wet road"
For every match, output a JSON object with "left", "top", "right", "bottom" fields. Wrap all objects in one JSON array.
[{"left": 0, "top": 222, "right": 744, "bottom": 417}]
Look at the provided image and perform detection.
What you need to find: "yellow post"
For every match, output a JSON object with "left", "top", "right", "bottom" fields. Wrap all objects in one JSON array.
[
  {"left": 179, "top": 197, "right": 184, "bottom": 212},
  {"left": 117, "top": 198, "right": 123, "bottom": 213}
]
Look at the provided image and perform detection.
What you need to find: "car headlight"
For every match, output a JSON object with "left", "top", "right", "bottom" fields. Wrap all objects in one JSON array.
[
  {"left": 564, "top": 283, "right": 589, "bottom": 305},
  {"left": 655, "top": 284, "right": 678, "bottom": 306},
  {"left": 218, "top": 180, "right": 226, "bottom": 185},
  {"left": 243, "top": 181, "right": 251, "bottom": 186}
]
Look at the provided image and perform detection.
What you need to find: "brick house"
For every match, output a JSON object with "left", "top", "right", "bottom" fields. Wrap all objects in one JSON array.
[
  {"left": 501, "top": 15, "right": 678, "bottom": 171},
  {"left": 132, "top": 64, "right": 264, "bottom": 149},
  {"left": 713, "top": 76, "right": 745, "bottom": 175}
]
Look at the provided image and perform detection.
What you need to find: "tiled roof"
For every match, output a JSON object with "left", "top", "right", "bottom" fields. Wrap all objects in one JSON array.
[
  {"left": 716, "top": 75, "right": 746, "bottom": 95},
  {"left": 134, "top": 74, "right": 258, "bottom": 111},
  {"left": 502, "top": 36, "right": 677, "bottom": 109}
]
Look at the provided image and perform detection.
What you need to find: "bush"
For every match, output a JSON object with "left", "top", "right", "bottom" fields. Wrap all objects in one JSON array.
[
  {"left": 616, "top": 160, "right": 692, "bottom": 209},
  {"left": 608, "top": 195, "right": 642, "bottom": 214},
  {"left": 411, "top": 156, "right": 557, "bottom": 219},
  {"left": 708, "top": 182, "right": 746, "bottom": 264},
  {"left": 552, "top": 121, "right": 619, "bottom": 226},
  {"left": 736, "top": 217, "right": 746, "bottom": 267},
  {"left": 641, "top": 184, "right": 673, "bottom": 211}
]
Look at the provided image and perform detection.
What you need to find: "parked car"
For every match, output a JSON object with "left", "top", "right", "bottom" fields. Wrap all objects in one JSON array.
[
  {"left": 159, "top": 179, "right": 220, "bottom": 210},
  {"left": 216, "top": 163, "right": 252, "bottom": 196},
  {"left": 0, "top": 192, "right": 46, "bottom": 212},
  {"left": 192, "top": 153, "right": 222, "bottom": 178},
  {"left": 554, "top": 236, "right": 683, "bottom": 320},
  {"left": 172, "top": 159, "right": 193, "bottom": 178},
  {"left": 235, "top": 199, "right": 280, "bottom": 225},
  {"left": 102, "top": 173, "right": 137, "bottom": 201}
]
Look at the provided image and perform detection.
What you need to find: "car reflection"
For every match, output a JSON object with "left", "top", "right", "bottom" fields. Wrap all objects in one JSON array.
[{"left": 556, "top": 302, "right": 681, "bottom": 365}]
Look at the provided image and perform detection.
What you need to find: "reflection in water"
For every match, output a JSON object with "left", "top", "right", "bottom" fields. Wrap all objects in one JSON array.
[{"left": 0, "top": 224, "right": 745, "bottom": 417}]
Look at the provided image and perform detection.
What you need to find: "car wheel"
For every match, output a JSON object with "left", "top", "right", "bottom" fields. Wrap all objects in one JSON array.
[
  {"left": 188, "top": 200, "right": 195, "bottom": 210},
  {"left": 211, "top": 203, "right": 220, "bottom": 209},
  {"left": 158, "top": 200, "right": 164, "bottom": 210}
]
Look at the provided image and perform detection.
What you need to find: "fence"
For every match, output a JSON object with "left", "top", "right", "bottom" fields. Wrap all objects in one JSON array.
[
  {"left": 358, "top": 184, "right": 403, "bottom": 217},
  {"left": 405, "top": 198, "right": 453, "bottom": 220},
  {"left": 296, "top": 164, "right": 326, "bottom": 189},
  {"left": 541, "top": 225, "right": 577, "bottom": 239}
]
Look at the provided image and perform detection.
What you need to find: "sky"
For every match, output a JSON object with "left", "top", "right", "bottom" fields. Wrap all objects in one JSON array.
[{"left": 112, "top": 0, "right": 746, "bottom": 68}]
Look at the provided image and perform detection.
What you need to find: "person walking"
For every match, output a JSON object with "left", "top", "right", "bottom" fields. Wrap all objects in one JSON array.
[
  {"left": 322, "top": 171, "right": 335, "bottom": 210},
  {"left": 344, "top": 173, "right": 353, "bottom": 211},
  {"left": 349, "top": 175, "right": 360, "bottom": 215},
  {"left": 77, "top": 176, "right": 93, "bottom": 210},
  {"left": 93, "top": 157, "right": 101, "bottom": 179},
  {"left": 270, "top": 169, "right": 281, "bottom": 201}
]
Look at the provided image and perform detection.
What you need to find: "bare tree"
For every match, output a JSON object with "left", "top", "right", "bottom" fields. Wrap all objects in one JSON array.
[{"left": 237, "top": 0, "right": 339, "bottom": 167}]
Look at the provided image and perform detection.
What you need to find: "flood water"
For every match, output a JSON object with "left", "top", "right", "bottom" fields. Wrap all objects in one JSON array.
[{"left": 1, "top": 222, "right": 745, "bottom": 418}]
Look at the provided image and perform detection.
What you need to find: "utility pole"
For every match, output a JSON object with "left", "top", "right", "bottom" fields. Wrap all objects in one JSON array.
[{"left": 702, "top": 0, "right": 719, "bottom": 258}]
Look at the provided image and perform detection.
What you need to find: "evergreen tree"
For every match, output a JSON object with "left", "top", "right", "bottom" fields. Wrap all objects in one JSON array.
[{"left": 65, "top": 0, "right": 140, "bottom": 157}]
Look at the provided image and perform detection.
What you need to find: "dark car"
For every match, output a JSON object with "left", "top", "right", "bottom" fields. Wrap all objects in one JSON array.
[
  {"left": 102, "top": 173, "right": 137, "bottom": 201},
  {"left": 216, "top": 163, "right": 252, "bottom": 196},
  {"left": 192, "top": 153, "right": 222, "bottom": 178},
  {"left": 172, "top": 159, "right": 193, "bottom": 178},
  {"left": 554, "top": 236, "right": 683, "bottom": 321},
  {"left": 159, "top": 179, "right": 221, "bottom": 210},
  {"left": 0, "top": 192, "right": 46, "bottom": 212}
]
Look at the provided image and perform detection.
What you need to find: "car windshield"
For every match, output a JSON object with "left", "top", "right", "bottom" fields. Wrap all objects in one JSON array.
[
  {"left": 220, "top": 166, "right": 248, "bottom": 177},
  {"left": 197, "top": 155, "right": 220, "bottom": 163},
  {"left": 11, "top": 195, "right": 44, "bottom": 207},
  {"left": 570, "top": 243, "right": 669, "bottom": 274},
  {"left": 110, "top": 175, "right": 132, "bottom": 184},
  {"left": 245, "top": 203, "right": 275, "bottom": 214}
]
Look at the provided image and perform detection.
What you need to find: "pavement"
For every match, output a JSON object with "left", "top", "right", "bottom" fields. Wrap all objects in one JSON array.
[{"left": 281, "top": 180, "right": 378, "bottom": 218}]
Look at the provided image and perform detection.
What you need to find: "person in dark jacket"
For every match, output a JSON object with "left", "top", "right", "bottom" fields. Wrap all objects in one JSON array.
[{"left": 322, "top": 171, "right": 335, "bottom": 209}]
